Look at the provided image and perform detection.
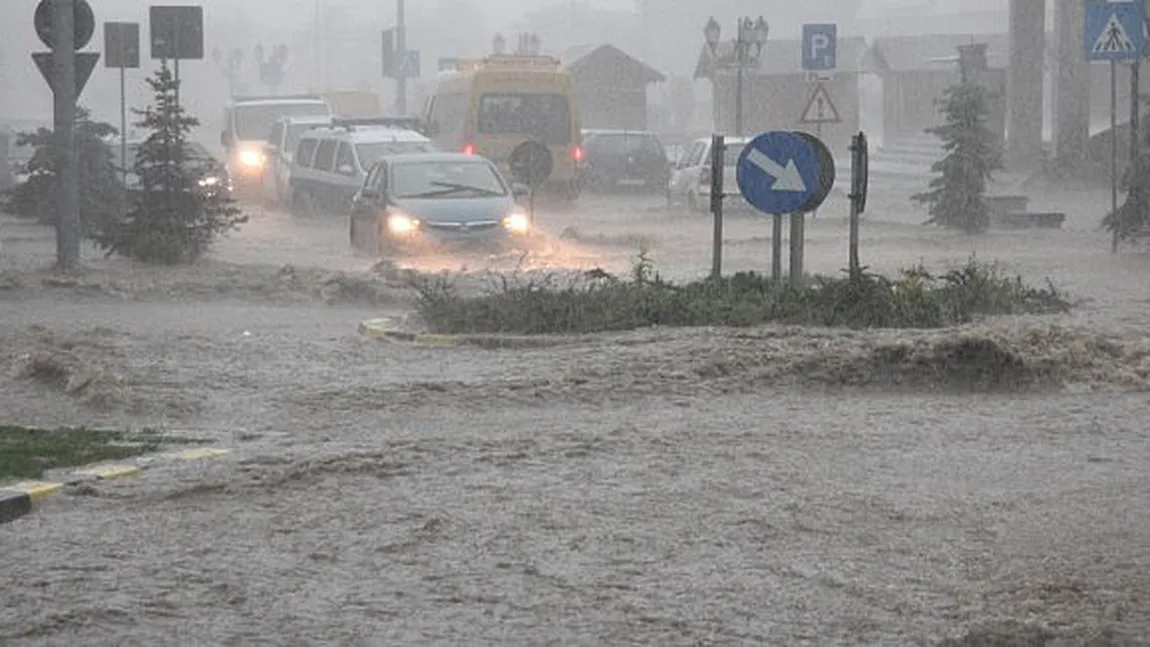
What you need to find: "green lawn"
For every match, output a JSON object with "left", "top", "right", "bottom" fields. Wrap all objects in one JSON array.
[{"left": 0, "top": 426, "right": 172, "bottom": 481}]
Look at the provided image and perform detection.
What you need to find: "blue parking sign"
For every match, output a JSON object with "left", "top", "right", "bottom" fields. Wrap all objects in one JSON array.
[{"left": 802, "top": 24, "right": 837, "bottom": 71}]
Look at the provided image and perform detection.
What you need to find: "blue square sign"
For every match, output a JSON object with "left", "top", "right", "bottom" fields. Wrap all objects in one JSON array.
[
  {"left": 802, "top": 24, "right": 837, "bottom": 71},
  {"left": 1085, "top": 0, "right": 1146, "bottom": 61}
]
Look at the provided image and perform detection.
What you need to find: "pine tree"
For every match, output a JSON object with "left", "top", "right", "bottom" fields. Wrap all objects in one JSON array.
[
  {"left": 0, "top": 107, "right": 124, "bottom": 230},
  {"left": 913, "top": 82, "right": 1003, "bottom": 234},
  {"left": 90, "top": 61, "right": 246, "bottom": 264}
]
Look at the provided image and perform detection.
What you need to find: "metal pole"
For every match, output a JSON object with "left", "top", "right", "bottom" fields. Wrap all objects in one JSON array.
[
  {"left": 53, "top": 0, "right": 80, "bottom": 270},
  {"left": 120, "top": 66, "right": 128, "bottom": 186},
  {"left": 1111, "top": 59, "right": 1119, "bottom": 253},
  {"left": 396, "top": 0, "right": 407, "bottom": 115},
  {"left": 734, "top": 45, "right": 744, "bottom": 136},
  {"left": 771, "top": 214, "right": 782, "bottom": 282},
  {"left": 848, "top": 133, "right": 861, "bottom": 280},
  {"left": 788, "top": 213, "right": 803, "bottom": 286},
  {"left": 710, "top": 134, "right": 725, "bottom": 279},
  {"left": 1131, "top": 55, "right": 1140, "bottom": 182}
]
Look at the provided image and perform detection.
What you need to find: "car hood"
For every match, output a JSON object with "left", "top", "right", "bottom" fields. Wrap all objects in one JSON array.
[{"left": 391, "top": 195, "right": 514, "bottom": 223}]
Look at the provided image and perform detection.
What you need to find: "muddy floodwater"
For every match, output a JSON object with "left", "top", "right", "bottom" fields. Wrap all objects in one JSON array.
[{"left": 2, "top": 183, "right": 1149, "bottom": 645}]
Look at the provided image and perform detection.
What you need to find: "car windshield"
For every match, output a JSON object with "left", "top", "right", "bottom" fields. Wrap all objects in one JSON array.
[
  {"left": 477, "top": 93, "right": 571, "bottom": 145},
  {"left": 235, "top": 103, "right": 328, "bottom": 140},
  {"left": 588, "top": 134, "right": 665, "bottom": 158},
  {"left": 355, "top": 141, "right": 435, "bottom": 167},
  {"left": 285, "top": 123, "right": 324, "bottom": 156},
  {"left": 391, "top": 160, "right": 506, "bottom": 199}
]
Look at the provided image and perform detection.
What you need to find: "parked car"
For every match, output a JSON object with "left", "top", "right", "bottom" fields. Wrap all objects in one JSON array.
[
  {"left": 348, "top": 152, "right": 532, "bottom": 256},
  {"left": 289, "top": 117, "right": 436, "bottom": 217},
  {"left": 122, "top": 139, "right": 232, "bottom": 199},
  {"left": 581, "top": 129, "right": 670, "bottom": 194},
  {"left": 667, "top": 135, "right": 750, "bottom": 212}
]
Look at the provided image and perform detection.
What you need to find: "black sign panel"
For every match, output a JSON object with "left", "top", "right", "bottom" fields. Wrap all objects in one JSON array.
[
  {"left": 150, "top": 5, "right": 204, "bottom": 60},
  {"left": 34, "top": 0, "right": 96, "bottom": 51},
  {"left": 32, "top": 51, "right": 100, "bottom": 99},
  {"left": 104, "top": 22, "right": 140, "bottom": 68},
  {"left": 508, "top": 140, "right": 553, "bottom": 189}
]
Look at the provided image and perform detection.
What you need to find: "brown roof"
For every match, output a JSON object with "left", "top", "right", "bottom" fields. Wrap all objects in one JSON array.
[
  {"left": 563, "top": 44, "right": 666, "bottom": 84},
  {"left": 694, "top": 36, "right": 868, "bottom": 80}
]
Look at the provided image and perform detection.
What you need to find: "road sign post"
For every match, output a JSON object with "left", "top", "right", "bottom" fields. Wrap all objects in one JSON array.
[
  {"left": 709, "top": 134, "right": 726, "bottom": 279},
  {"left": 736, "top": 130, "right": 835, "bottom": 285},
  {"left": 33, "top": 0, "right": 98, "bottom": 271},
  {"left": 1084, "top": 0, "right": 1146, "bottom": 253},
  {"left": 848, "top": 131, "right": 869, "bottom": 280},
  {"left": 104, "top": 21, "right": 139, "bottom": 187}
]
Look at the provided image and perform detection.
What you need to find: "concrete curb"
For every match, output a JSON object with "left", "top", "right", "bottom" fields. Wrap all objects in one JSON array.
[
  {"left": 0, "top": 447, "right": 231, "bottom": 525},
  {"left": 357, "top": 317, "right": 585, "bottom": 350},
  {"left": 357, "top": 317, "right": 460, "bottom": 347}
]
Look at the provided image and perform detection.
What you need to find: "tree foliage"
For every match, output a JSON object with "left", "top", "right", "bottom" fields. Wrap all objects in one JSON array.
[
  {"left": 0, "top": 107, "right": 124, "bottom": 230},
  {"left": 913, "top": 82, "right": 1003, "bottom": 234},
  {"left": 89, "top": 62, "right": 246, "bottom": 264}
]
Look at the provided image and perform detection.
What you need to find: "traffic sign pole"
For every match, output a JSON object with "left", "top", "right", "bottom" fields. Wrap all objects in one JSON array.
[
  {"left": 709, "top": 134, "right": 725, "bottom": 279},
  {"left": 53, "top": 0, "right": 80, "bottom": 271},
  {"left": 396, "top": 0, "right": 407, "bottom": 115},
  {"left": 1111, "top": 59, "right": 1118, "bottom": 253}
]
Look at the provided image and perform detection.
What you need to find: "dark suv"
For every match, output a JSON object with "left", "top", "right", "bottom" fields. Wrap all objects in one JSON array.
[{"left": 581, "top": 129, "right": 669, "bottom": 194}]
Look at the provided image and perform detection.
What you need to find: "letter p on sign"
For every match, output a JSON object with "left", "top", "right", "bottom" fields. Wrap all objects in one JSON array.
[{"left": 802, "top": 24, "right": 837, "bottom": 71}]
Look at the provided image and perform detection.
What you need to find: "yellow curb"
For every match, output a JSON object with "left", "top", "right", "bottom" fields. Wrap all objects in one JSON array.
[
  {"left": 358, "top": 317, "right": 402, "bottom": 340},
  {"left": 359, "top": 318, "right": 459, "bottom": 346},
  {"left": 70, "top": 464, "right": 141, "bottom": 480},
  {"left": 165, "top": 447, "right": 231, "bottom": 461},
  {"left": 2, "top": 481, "right": 64, "bottom": 505}
]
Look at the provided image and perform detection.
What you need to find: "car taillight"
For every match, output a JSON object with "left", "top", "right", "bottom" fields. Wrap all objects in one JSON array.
[
  {"left": 700, "top": 166, "right": 712, "bottom": 185},
  {"left": 571, "top": 145, "right": 584, "bottom": 161},
  {"left": 462, "top": 143, "right": 476, "bottom": 155}
]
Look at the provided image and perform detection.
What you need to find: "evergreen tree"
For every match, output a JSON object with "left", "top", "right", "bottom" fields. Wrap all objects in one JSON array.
[
  {"left": 90, "top": 61, "right": 246, "bottom": 264},
  {"left": 0, "top": 107, "right": 124, "bottom": 230},
  {"left": 913, "top": 82, "right": 1003, "bottom": 234}
]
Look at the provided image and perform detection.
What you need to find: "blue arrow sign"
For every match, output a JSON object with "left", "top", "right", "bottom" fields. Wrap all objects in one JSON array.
[
  {"left": 736, "top": 131, "right": 833, "bottom": 215},
  {"left": 802, "top": 24, "right": 837, "bottom": 71},
  {"left": 1085, "top": 0, "right": 1146, "bottom": 61}
]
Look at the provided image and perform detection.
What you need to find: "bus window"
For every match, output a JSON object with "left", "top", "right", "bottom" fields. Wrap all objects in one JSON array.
[{"left": 477, "top": 93, "right": 571, "bottom": 145}]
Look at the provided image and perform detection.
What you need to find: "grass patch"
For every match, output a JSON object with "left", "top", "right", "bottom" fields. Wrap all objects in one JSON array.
[
  {"left": 410, "top": 253, "right": 1070, "bottom": 335},
  {"left": 0, "top": 426, "right": 189, "bottom": 481}
]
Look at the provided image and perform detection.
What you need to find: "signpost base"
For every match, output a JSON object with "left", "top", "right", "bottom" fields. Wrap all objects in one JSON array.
[
  {"left": 788, "top": 213, "right": 804, "bottom": 286},
  {"left": 771, "top": 215, "right": 783, "bottom": 282}
]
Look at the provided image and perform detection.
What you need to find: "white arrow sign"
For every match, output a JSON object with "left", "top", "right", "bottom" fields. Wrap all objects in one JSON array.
[{"left": 746, "top": 148, "right": 807, "bottom": 192}]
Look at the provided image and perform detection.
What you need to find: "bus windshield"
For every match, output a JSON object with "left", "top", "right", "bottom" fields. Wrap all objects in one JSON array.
[{"left": 477, "top": 93, "right": 571, "bottom": 145}]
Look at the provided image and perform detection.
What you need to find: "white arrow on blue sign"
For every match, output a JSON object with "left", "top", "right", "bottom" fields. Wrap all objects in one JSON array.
[
  {"left": 736, "top": 130, "right": 835, "bottom": 215},
  {"left": 1084, "top": 0, "right": 1146, "bottom": 61}
]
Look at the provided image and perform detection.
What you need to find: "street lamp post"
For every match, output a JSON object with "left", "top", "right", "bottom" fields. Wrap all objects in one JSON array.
[{"left": 704, "top": 15, "right": 769, "bottom": 136}]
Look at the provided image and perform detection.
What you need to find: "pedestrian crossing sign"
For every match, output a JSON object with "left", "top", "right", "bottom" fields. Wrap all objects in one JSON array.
[{"left": 1085, "top": 0, "right": 1146, "bottom": 61}]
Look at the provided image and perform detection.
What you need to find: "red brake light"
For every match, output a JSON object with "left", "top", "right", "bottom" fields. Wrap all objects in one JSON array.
[
  {"left": 571, "top": 145, "right": 584, "bottom": 161},
  {"left": 462, "top": 143, "right": 476, "bottom": 155}
]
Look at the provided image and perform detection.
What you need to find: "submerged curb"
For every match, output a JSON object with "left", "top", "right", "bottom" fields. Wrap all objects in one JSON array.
[
  {"left": 358, "top": 317, "right": 460, "bottom": 347},
  {"left": 0, "top": 447, "right": 231, "bottom": 525}
]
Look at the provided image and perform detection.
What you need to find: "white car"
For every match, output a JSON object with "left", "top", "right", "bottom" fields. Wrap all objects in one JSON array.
[
  {"left": 262, "top": 115, "right": 333, "bottom": 207},
  {"left": 667, "top": 136, "right": 750, "bottom": 212}
]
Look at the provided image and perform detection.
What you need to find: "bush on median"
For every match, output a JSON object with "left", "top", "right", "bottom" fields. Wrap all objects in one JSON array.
[{"left": 409, "top": 253, "right": 1070, "bottom": 336}]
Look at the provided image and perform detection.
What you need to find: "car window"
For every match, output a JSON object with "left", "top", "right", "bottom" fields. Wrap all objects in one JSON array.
[
  {"left": 355, "top": 141, "right": 435, "bottom": 168},
  {"left": 390, "top": 160, "right": 506, "bottom": 199},
  {"left": 478, "top": 93, "right": 571, "bottom": 145},
  {"left": 286, "top": 124, "right": 318, "bottom": 156},
  {"left": 363, "top": 164, "right": 380, "bottom": 191},
  {"left": 234, "top": 102, "right": 329, "bottom": 140},
  {"left": 335, "top": 142, "right": 356, "bottom": 175},
  {"left": 588, "top": 134, "right": 664, "bottom": 158},
  {"left": 295, "top": 138, "right": 318, "bottom": 167},
  {"left": 686, "top": 142, "right": 706, "bottom": 167},
  {"left": 313, "top": 139, "right": 337, "bottom": 171}
]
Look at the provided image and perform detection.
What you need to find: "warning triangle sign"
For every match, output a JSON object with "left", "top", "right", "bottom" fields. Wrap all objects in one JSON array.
[
  {"left": 799, "top": 82, "right": 842, "bottom": 125},
  {"left": 1092, "top": 12, "right": 1136, "bottom": 54},
  {"left": 32, "top": 51, "right": 100, "bottom": 100}
]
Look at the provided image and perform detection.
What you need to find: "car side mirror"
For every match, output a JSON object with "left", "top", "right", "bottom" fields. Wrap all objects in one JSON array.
[
  {"left": 511, "top": 182, "right": 530, "bottom": 198},
  {"left": 337, "top": 164, "right": 355, "bottom": 176}
]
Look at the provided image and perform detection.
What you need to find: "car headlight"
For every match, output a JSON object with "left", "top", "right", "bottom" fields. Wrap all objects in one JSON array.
[
  {"left": 198, "top": 175, "right": 220, "bottom": 187},
  {"left": 237, "top": 149, "right": 265, "bottom": 169},
  {"left": 502, "top": 209, "right": 531, "bottom": 234},
  {"left": 386, "top": 211, "right": 420, "bottom": 236}
]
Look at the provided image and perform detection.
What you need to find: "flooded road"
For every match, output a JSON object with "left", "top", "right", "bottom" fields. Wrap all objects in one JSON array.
[{"left": 2, "top": 184, "right": 1150, "bottom": 645}]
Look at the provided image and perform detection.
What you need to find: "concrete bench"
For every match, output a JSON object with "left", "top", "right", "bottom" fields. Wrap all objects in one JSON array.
[
  {"left": 991, "top": 211, "right": 1066, "bottom": 229},
  {"left": 986, "top": 194, "right": 1031, "bottom": 215}
]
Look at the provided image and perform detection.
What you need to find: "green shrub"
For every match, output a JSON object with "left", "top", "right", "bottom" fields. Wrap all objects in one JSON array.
[{"left": 410, "top": 255, "right": 1069, "bottom": 335}]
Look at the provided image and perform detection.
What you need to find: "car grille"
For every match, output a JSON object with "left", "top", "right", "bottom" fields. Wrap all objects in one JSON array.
[{"left": 423, "top": 220, "right": 501, "bottom": 233}]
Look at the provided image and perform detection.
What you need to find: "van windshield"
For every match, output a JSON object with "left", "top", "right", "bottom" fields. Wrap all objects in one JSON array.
[
  {"left": 477, "top": 93, "right": 571, "bottom": 145},
  {"left": 235, "top": 103, "right": 329, "bottom": 141}
]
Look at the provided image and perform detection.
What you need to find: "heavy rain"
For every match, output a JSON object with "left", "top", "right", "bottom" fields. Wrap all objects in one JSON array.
[{"left": 2, "top": 0, "right": 1149, "bottom": 645}]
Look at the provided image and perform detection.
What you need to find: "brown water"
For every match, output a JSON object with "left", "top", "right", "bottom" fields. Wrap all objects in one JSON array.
[{"left": 1, "top": 185, "right": 1149, "bottom": 645}]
